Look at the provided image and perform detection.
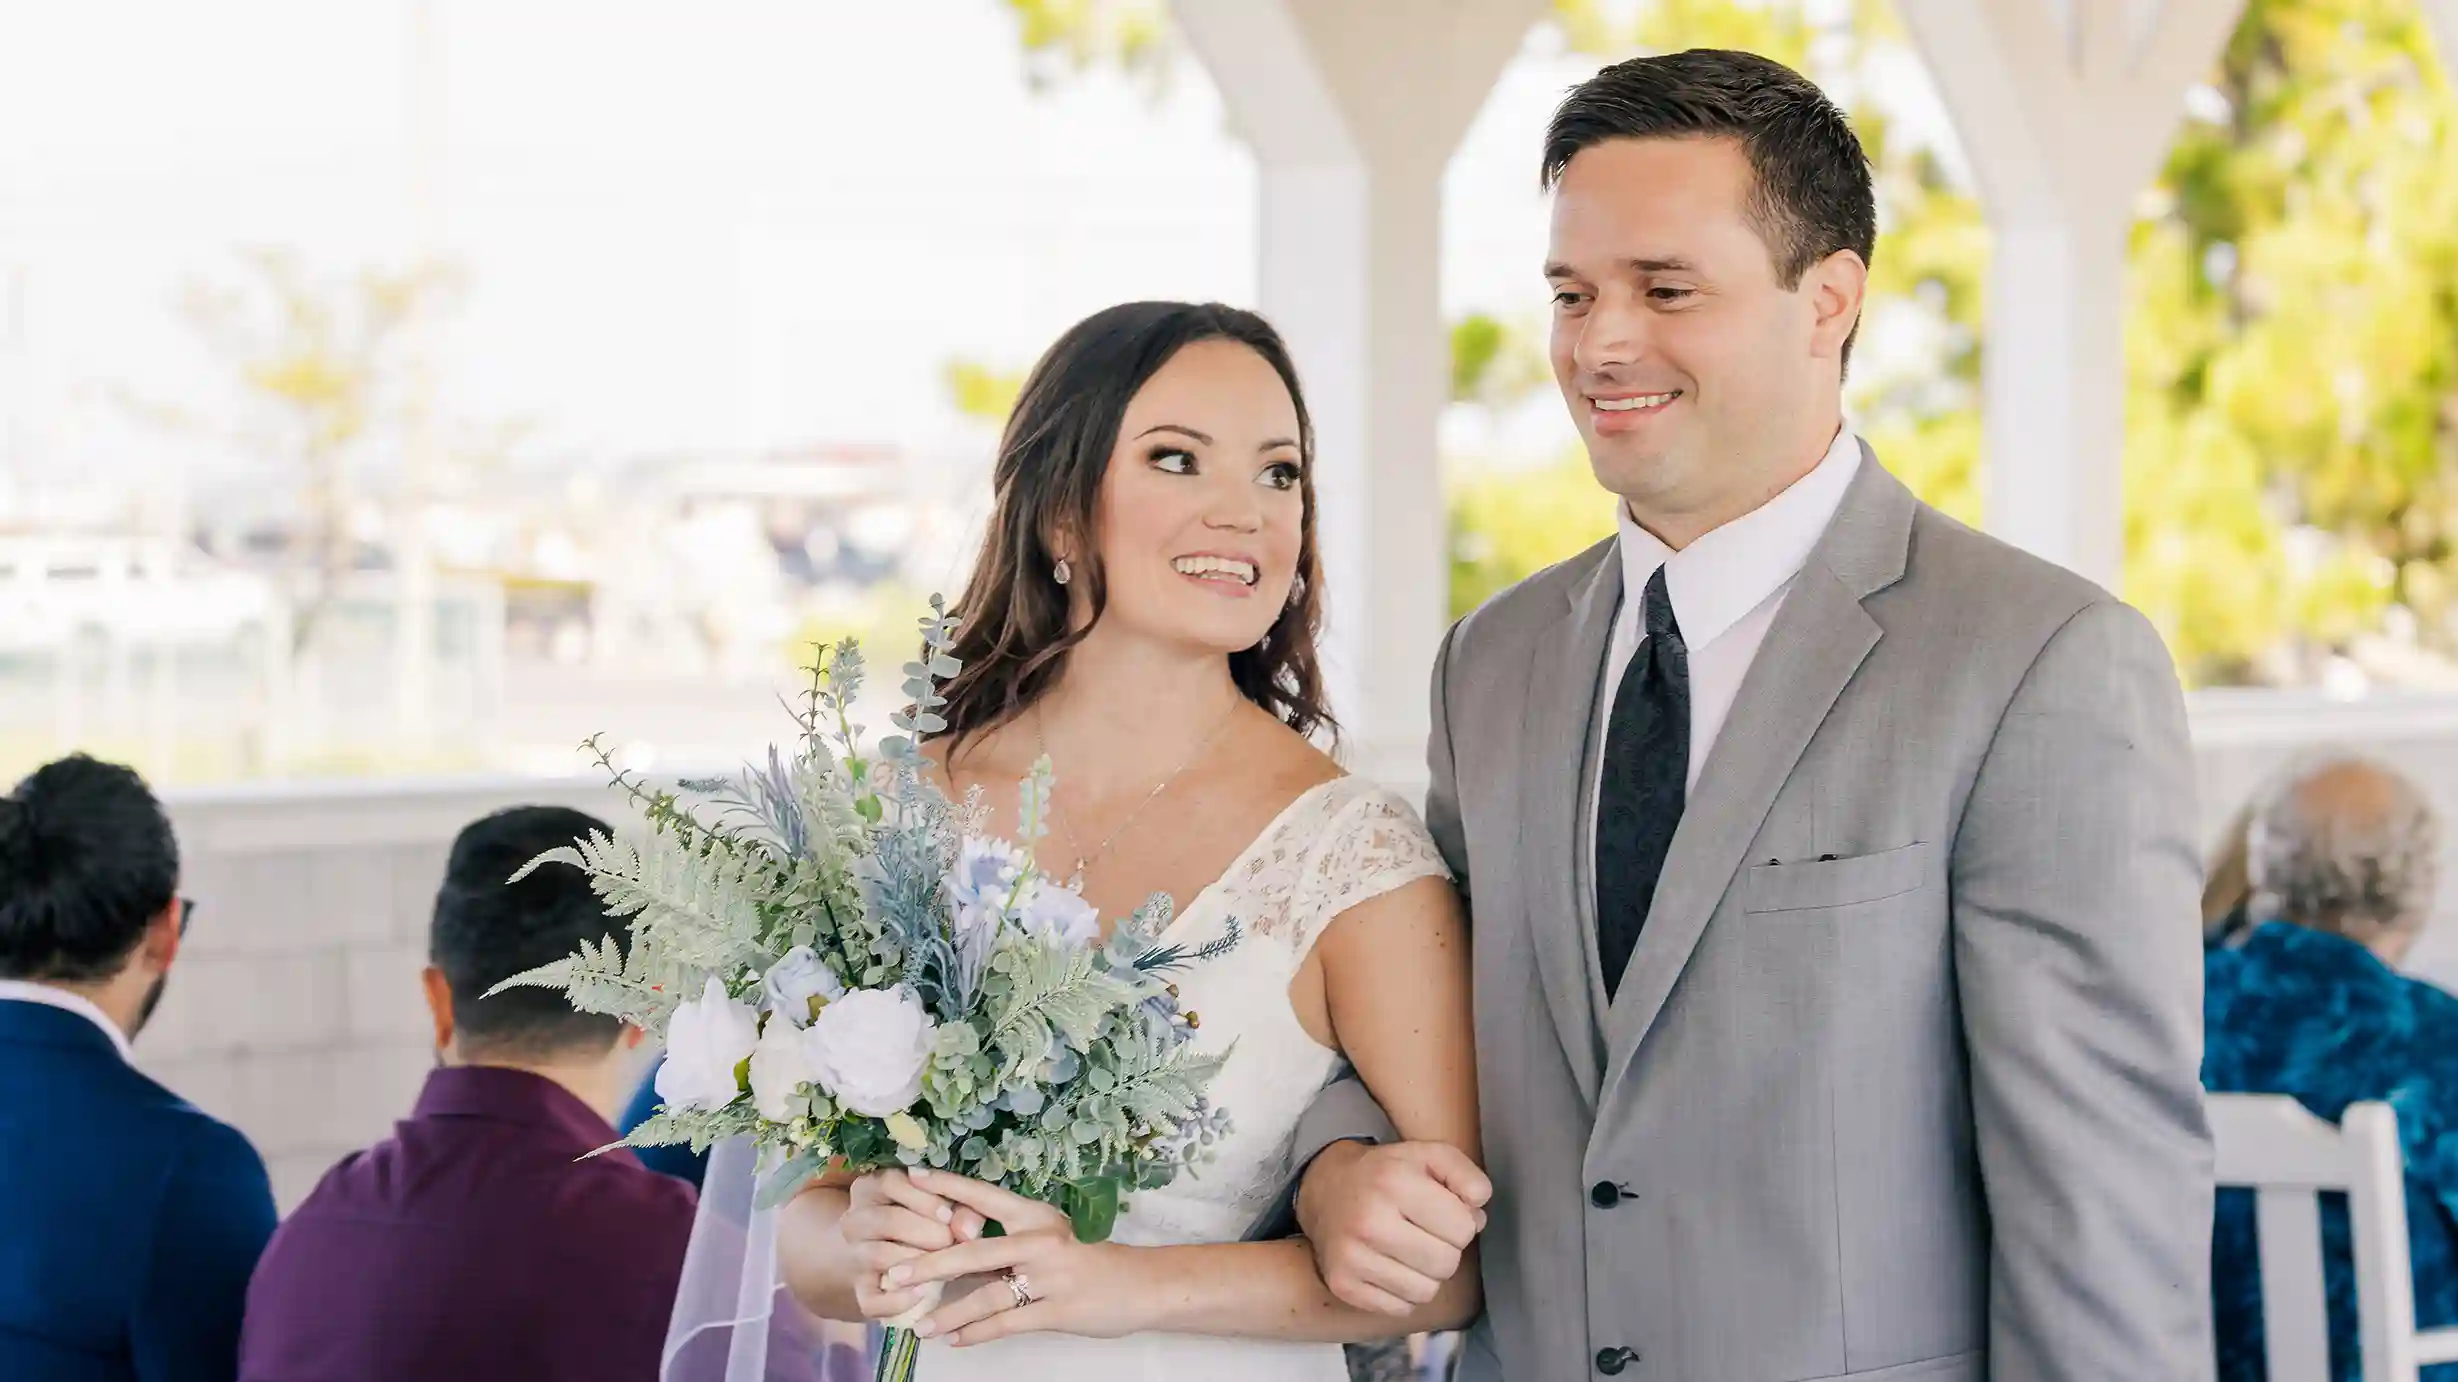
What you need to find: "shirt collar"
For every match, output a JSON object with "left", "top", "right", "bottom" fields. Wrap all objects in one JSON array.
[
  {"left": 411, "top": 1064, "right": 632, "bottom": 1160},
  {"left": 0, "top": 979, "right": 136, "bottom": 1063},
  {"left": 1616, "top": 425, "right": 1864, "bottom": 651}
]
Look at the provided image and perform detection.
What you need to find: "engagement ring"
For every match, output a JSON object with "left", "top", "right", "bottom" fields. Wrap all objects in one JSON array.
[{"left": 1002, "top": 1270, "right": 1036, "bottom": 1310}]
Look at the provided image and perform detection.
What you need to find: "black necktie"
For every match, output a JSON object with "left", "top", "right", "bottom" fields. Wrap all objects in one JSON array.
[{"left": 1595, "top": 565, "right": 1688, "bottom": 1001}]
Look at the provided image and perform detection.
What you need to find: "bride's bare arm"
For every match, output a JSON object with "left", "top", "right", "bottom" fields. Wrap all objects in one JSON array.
[
  {"left": 1288, "top": 870, "right": 1486, "bottom": 1327},
  {"left": 891, "top": 874, "right": 1486, "bottom": 1346}
]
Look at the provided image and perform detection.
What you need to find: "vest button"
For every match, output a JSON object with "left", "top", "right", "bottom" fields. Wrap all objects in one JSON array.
[
  {"left": 1589, "top": 1180, "right": 1622, "bottom": 1208},
  {"left": 1597, "top": 1346, "right": 1637, "bottom": 1374}
]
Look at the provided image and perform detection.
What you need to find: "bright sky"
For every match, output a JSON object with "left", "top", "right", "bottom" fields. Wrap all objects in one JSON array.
[{"left": 0, "top": 0, "right": 1654, "bottom": 498}]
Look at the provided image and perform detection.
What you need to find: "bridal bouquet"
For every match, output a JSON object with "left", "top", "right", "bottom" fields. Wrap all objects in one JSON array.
[{"left": 491, "top": 600, "right": 1231, "bottom": 1381}]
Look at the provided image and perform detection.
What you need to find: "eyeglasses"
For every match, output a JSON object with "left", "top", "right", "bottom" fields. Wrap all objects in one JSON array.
[{"left": 178, "top": 897, "right": 194, "bottom": 938}]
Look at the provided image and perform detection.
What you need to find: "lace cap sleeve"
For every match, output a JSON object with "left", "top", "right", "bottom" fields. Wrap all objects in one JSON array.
[{"left": 1253, "top": 778, "right": 1455, "bottom": 961}]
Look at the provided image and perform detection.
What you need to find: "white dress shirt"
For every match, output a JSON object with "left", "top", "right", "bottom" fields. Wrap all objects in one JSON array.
[
  {"left": 1591, "top": 426, "right": 1863, "bottom": 834},
  {"left": 0, "top": 977, "right": 136, "bottom": 1063}
]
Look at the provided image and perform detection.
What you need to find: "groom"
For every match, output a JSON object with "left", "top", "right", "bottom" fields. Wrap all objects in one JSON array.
[{"left": 1287, "top": 49, "right": 2213, "bottom": 1381}]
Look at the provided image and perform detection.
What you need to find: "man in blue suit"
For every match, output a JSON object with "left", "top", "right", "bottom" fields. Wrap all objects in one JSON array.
[{"left": 0, "top": 754, "right": 277, "bottom": 1382}]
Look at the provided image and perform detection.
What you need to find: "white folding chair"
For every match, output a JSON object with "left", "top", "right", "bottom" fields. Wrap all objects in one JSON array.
[{"left": 2210, "top": 1093, "right": 2458, "bottom": 1381}]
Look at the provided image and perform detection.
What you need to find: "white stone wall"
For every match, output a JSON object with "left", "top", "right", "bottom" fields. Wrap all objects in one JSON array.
[{"left": 124, "top": 696, "right": 2458, "bottom": 1209}]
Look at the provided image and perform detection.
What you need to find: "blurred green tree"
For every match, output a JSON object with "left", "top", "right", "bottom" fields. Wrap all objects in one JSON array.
[
  {"left": 943, "top": 357, "right": 1029, "bottom": 427},
  {"left": 149, "top": 250, "right": 463, "bottom": 656}
]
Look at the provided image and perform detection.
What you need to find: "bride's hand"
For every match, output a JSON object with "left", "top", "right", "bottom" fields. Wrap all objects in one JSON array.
[
  {"left": 840, "top": 1169, "right": 989, "bottom": 1322},
  {"left": 889, "top": 1168, "right": 1143, "bottom": 1346}
]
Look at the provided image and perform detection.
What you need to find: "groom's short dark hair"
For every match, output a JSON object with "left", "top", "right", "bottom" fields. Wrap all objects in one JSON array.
[
  {"left": 1543, "top": 48, "right": 1876, "bottom": 361},
  {"left": 430, "top": 805, "right": 624, "bottom": 1059}
]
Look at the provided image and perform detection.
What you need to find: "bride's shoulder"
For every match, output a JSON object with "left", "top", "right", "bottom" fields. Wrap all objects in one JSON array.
[
  {"left": 1249, "top": 761, "right": 1436, "bottom": 861},
  {"left": 1237, "top": 718, "right": 1430, "bottom": 831}
]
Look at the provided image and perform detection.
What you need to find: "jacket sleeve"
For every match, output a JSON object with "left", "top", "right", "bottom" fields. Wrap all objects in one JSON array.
[
  {"left": 1951, "top": 599, "right": 2214, "bottom": 1382},
  {"left": 133, "top": 1117, "right": 279, "bottom": 1382}
]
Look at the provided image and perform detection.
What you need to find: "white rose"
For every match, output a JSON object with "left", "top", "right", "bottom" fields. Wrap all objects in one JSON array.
[
  {"left": 654, "top": 977, "right": 760, "bottom": 1112},
  {"left": 806, "top": 987, "right": 937, "bottom": 1118},
  {"left": 749, "top": 1015, "right": 818, "bottom": 1122},
  {"left": 762, "top": 946, "right": 846, "bottom": 1028}
]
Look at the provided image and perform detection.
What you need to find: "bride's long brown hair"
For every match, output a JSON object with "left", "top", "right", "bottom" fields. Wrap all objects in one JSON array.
[{"left": 926, "top": 302, "right": 1336, "bottom": 763}]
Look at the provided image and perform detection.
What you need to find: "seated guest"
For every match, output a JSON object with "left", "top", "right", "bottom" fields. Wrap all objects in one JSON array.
[
  {"left": 2206, "top": 756, "right": 2458, "bottom": 1382},
  {"left": 239, "top": 806, "right": 697, "bottom": 1382},
  {"left": 0, "top": 754, "right": 277, "bottom": 1382}
]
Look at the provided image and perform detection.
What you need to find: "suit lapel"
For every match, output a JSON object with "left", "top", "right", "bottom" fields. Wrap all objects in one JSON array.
[
  {"left": 1518, "top": 540, "right": 1618, "bottom": 1112},
  {"left": 1597, "top": 449, "right": 1917, "bottom": 1094}
]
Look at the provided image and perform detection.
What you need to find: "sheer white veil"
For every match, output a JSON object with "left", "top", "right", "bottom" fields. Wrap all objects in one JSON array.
[{"left": 662, "top": 1135, "right": 875, "bottom": 1382}]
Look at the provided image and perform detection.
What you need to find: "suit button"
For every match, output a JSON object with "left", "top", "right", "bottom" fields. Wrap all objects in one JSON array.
[
  {"left": 1589, "top": 1181, "right": 1621, "bottom": 1208},
  {"left": 1596, "top": 1346, "right": 1637, "bottom": 1374}
]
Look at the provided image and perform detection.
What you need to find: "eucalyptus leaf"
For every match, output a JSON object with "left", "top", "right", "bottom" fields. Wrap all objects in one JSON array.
[
  {"left": 1065, "top": 1176, "right": 1120, "bottom": 1243},
  {"left": 754, "top": 1151, "right": 823, "bottom": 1211}
]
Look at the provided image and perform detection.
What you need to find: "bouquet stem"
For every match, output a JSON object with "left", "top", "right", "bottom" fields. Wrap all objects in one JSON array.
[
  {"left": 873, "top": 1327, "right": 921, "bottom": 1382},
  {"left": 873, "top": 1281, "right": 942, "bottom": 1382}
]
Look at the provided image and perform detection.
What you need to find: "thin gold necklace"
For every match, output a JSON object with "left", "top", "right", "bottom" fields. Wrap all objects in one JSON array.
[{"left": 1035, "top": 699, "right": 1240, "bottom": 890}]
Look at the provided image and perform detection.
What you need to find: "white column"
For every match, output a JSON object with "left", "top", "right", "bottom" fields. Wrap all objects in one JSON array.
[
  {"left": 1173, "top": 0, "right": 1546, "bottom": 787},
  {"left": 2426, "top": 0, "right": 2458, "bottom": 85},
  {"left": 393, "top": 0, "right": 444, "bottom": 752},
  {"left": 1895, "top": 0, "right": 2244, "bottom": 589}
]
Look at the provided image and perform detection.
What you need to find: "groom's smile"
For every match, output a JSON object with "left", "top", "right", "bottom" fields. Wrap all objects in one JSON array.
[{"left": 1586, "top": 389, "right": 1683, "bottom": 435}]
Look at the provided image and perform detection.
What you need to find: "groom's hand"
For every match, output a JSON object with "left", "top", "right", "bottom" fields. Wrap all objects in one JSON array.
[{"left": 1297, "top": 1140, "right": 1491, "bottom": 1317}]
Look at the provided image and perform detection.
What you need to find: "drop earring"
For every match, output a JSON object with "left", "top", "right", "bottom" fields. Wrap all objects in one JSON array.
[{"left": 1053, "top": 558, "right": 1072, "bottom": 587}]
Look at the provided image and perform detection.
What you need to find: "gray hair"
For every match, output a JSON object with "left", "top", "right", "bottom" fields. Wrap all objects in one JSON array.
[{"left": 2245, "top": 754, "right": 2439, "bottom": 946}]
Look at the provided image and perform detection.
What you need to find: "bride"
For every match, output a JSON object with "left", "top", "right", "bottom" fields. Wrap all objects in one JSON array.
[{"left": 772, "top": 301, "right": 1486, "bottom": 1379}]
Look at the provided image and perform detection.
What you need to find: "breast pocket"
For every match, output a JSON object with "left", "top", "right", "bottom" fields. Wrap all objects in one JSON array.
[{"left": 1743, "top": 841, "right": 1932, "bottom": 914}]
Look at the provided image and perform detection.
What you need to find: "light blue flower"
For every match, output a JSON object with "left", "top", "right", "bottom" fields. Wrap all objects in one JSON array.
[
  {"left": 1018, "top": 881, "right": 1101, "bottom": 949},
  {"left": 762, "top": 946, "right": 847, "bottom": 1028},
  {"left": 953, "top": 898, "right": 1002, "bottom": 944},
  {"left": 946, "top": 836, "right": 1018, "bottom": 912},
  {"left": 1039, "top": 1045, "right": 1083, "bottom": 1085}
]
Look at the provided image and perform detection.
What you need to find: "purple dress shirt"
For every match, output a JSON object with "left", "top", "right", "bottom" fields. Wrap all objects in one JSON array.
[{"left": 237, "top": 1065, "right": 698, "bottom": 1382}]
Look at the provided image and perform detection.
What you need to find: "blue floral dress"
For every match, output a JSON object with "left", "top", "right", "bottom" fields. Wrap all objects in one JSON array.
[{"left": 2205, "top": 921, "right": 2458, "bottom": 1382}]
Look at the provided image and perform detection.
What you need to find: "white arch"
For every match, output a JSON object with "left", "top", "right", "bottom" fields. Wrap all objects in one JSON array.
[
  {"left": 1173, "top": 0, "right": 1548, "bottom": 781},
  {"left": 1894, "top": 0, "right": 2246, "bottom": 588},
  {"left": 2424, "top": 0, "right": 2458, "bottom": 85}
]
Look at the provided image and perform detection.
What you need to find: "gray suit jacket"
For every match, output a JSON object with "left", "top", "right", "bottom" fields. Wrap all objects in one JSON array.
[{"left": 1293, "top": 452, "right": 2213, "bottom": 1381}]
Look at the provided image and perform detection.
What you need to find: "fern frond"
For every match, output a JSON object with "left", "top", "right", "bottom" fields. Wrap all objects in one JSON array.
[
  {"left": 989, "top": 941, "right": 1134, "bottom": 1083},
  {"left": 488, "top": 933, "right": 673, "bottom": 1029},
  {"left": 555, "top": 829, "right": 772, "bottom": 981},
  {"left": 487, "top": 955, "right": 575, "bottom": 996},
  {"left": 614, "top": 1104, "right": 707, "bottom": 1150},
  {"left": 1115, "top": 1047, "right": 1229, "bottom": 1129}
]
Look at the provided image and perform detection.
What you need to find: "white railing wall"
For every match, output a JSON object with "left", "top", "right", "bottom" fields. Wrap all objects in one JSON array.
[{"left": 124, "top": 696, "right": 2458, "bottom": 1209}]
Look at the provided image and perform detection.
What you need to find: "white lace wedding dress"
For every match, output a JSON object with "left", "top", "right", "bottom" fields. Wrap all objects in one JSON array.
[{"left": 916, "top": 774, "right": 1454, "bottom": 1382}]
